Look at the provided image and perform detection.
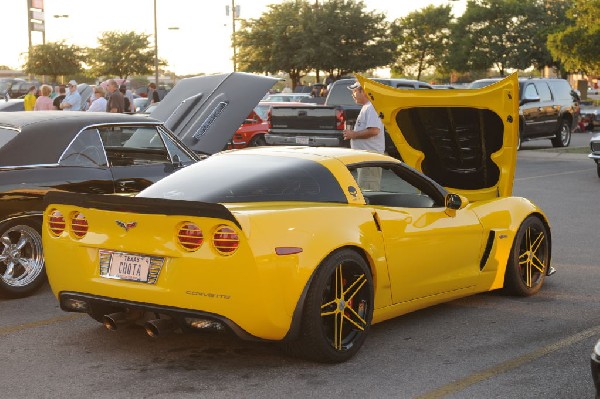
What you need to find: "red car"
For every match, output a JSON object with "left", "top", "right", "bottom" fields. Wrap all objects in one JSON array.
[{"left": 230, "top": 101, "right": 306, "bottom": 148}]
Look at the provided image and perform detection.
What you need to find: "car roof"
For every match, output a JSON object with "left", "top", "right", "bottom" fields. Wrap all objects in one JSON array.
[
  {"left": 0, "top": 111, "right": 160, "bottom": 130},
  {"left": 0, "top": 111, "right": 163, "bottom": 167}
]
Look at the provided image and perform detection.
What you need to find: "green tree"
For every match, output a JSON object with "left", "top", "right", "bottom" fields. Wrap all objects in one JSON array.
[
  {"left": 548, "top": 0, "right": 600, "bottom": 76},
  {"left": 235, "top": 0, "right": 394, "bottom": 87},
  {"left": 88, "top": 31, "right": 156, "bottom": 80},
  {"left": 236, "top": 0, "right": 310, "bottom": 87},
  {"left": 22, "top": 42, "right": 83, "bottom": 83},
  {"left": 309, "top": 0, "right": 394, "bottom": 80},
  {"left": 390, "top": 5, "right": 452, "bottom": 80},
  {"left": 449, "top": 0, "right": 545, "bottom": 76}
]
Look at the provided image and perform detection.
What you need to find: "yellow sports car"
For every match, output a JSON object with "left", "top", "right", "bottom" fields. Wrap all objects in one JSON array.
[{"left": 42, "top": 73, "right": 553, "bottom": 363}]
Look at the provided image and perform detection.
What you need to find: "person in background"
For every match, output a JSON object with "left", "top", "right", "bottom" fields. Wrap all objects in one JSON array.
[
  {"left": 342, "top": 81, "right": 385, "bottom": 190},
  {"left": 60, "top": 80, "right": 82, "bottom": 111},
  {"left": 87, "top": 86, "right": 107, "bottom": 112},
  {"left": 53, "top": 85, "right": 66, "bottom": 110},
  {"left": 106, "top": 79, "right": 124, "bottom": 113},
  {"left": 281, "top": 83, "right": 292, "bottom": 93},
  {"left": 24, "top": 85, "right": 37, "bottom": 111},
  {"left": 34, "top": 85, "right": 54, "bottom": 111},
  {"left": 147, "top": 82, "right": 160, "bottom": 104},
  {"left": 119, "top": 85, "right": 132, "bottom": 113}
]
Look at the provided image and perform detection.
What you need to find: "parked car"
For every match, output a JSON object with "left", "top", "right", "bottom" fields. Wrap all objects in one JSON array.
[
  {"left": 0, "top": 72, "right": 278, "bottom": 298},
  {"left": 42, "top": 73, "right": 553, "bottom": 363},
  {"left": 263, "top": 92, "right": 313, "bottom": 102},
  {"left": 589, "top": 132, "right": 600, "bottom": 178},
  {"left": 0, "top": 78, "right": 40, "bottom": 99},
  {"left": 230, "top": 101, "right": 306, "bottom": 149},
  {"left": 0, "top": 99, "right": 24, "bottom": 112},
  {"left": 580, "top": 102, "right": 600, "bottom": 131},
  {"left": 470, "top": 77, "right": 578, "bottom": 149},
  {"left": 592, "top": 339, "right": 600, "bottom": 398}
]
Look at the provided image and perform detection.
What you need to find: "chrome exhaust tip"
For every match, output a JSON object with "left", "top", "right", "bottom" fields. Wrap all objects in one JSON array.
[
  {"left": 144, "top": 318, "right": 175, "bottom": 338},
  {"left": 102, "top": 311, "right": 140, "bottom": 331}
]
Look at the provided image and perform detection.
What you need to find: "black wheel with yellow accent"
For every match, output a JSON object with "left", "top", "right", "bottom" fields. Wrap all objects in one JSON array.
[
  {"left": 290, "top": 249, "right": 373, "bottom": 363},
  {"left": 503, "top": 216, "right": 549, "bottom": 296}
]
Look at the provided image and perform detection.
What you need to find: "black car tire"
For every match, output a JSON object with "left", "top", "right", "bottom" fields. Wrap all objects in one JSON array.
[
  {"left": 285, "top": 249, "right": 373, "bottom": 363},
  {"left": 249, "top": 134, "right": 267, "bottom": 147},
  {"left": 551, "top": 119, "right": 571, "bottom": 147},
  {"left": 502, "top": 216, "right": 549, "bottom": 296},
  {"left": 0, "top": 219, "right": 46, "bottom": 298},
  {"left": 596, "top": 162, "right": 600, "bottom": 179}
]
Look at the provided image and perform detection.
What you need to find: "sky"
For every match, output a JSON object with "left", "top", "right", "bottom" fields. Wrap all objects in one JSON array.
[{"left": 2, "top": 0, "right": 466, "bottom": 76}]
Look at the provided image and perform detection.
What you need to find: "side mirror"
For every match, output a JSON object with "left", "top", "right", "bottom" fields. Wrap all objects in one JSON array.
[
  {"left": 445, "top": 193, "right": 468, "bottom": 210},
  {"left": 520, "top": 94, "right": 540, "bottom": 105}
]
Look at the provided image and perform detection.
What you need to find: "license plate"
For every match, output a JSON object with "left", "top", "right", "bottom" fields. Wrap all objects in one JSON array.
[
  {"left": 106, "top": 252, "right": 151, "bottom": 282},
  {"left": 295, "top": 136, "right": 309, "bottom": 145}
]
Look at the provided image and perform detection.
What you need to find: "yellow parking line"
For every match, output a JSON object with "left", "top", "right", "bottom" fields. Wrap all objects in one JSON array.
[
  {"left": 0, "top": 314, "right": 85, "bottom": 336},
  {"left": 415, "top": 324, "right": 600, "bottom": 399}
]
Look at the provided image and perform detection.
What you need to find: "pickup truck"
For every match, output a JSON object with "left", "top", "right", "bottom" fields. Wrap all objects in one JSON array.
[{"left": 265, "top": 78, "right": 433, "bottom": 157}]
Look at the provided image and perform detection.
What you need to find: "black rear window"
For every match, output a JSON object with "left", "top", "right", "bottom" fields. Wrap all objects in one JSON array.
[{"left": 139, "top": 154, "right": 347, "bottom": 204}]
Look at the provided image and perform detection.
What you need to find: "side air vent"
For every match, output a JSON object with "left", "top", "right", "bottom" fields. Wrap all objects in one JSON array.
[{"left": 480, "top": 231, "right": 496, "bottom": 270}]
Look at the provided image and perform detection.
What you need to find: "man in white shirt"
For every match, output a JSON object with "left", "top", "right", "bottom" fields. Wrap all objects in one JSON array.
[
  {"left": 342, "top": 81, "right": 385, "bottom": 190},
  {"left": 87, "top": 86, "right": 107, "bottom": 112},
  {"left": 60, "top": 80, "right": 82, "bottom": 111}
]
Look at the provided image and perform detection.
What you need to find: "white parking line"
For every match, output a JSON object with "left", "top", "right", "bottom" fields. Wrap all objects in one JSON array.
[{"left": 415, "top": 324, "right": 600, "bottom": 399}]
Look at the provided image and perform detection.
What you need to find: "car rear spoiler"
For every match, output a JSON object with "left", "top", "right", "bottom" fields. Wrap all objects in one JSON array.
[{"left": 43, "top": 191, "right": 241, "bottom": 229}]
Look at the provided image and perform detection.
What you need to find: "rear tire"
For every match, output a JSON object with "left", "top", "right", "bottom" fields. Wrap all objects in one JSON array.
[
  {"left": 596, "top": 163, "right": 600, "bottom": 179},
  {"left": 284, "top": 249, "right": 373, "bottom": 363},
  {"left": 551, "top": 120, "right": 571, "bottom": 147},
  {"left": 0, "top": 219, "right": 46, "bottom": 298},
  {"left": 502, "top": 216, "right": 549, "bottom": 296}
]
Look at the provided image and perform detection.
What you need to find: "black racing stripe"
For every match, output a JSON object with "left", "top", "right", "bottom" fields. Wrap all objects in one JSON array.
[{"left": 44, "top": 191, "right": 241, "bottom": 229}]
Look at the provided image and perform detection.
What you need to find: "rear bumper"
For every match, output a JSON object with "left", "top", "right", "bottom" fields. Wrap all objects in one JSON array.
[
  {"left": 266, "top": 134, "right": 346, "bottom": 147},
  {"left": 59, "top": 291, "right": 263, "bottom": 341}
]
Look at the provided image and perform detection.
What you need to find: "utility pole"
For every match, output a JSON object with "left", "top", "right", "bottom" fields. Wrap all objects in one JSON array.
[
  {"left": 231, "top": 0, "right": 237, "bottom": 72},
  {"left": 154, "top": 0, "right": 159, "bottom": 85}
]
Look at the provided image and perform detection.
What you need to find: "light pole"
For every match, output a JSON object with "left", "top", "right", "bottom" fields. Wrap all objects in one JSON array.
[{"left": 153, "top": 0, "right": 159, "bottom": 85}]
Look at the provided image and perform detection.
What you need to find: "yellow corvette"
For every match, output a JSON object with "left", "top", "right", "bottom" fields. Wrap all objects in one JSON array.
[{"left": 43, "top": 73, "right": 553, "bottom": 363}]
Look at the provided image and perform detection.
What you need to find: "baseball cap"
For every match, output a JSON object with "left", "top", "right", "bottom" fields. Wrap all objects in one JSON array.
[
  {"left": 348, "top": 81, "right": 361, "bottom": 90},
  {"left": 68, "top": 80, "right": 77, "bottom": 86}
]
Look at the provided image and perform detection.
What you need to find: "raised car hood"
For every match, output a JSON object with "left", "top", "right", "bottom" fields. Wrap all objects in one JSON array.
[
  {"left": 356, "top": 73, "right": 519, "bottom": 201},
  {"left": 150, "top": 72, "right": 278, "bottom": 155}
]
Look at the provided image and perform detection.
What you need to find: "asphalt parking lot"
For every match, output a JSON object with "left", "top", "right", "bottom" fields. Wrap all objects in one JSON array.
[{"left": 0, "top": 132, "right": 598, "bottom": 399}]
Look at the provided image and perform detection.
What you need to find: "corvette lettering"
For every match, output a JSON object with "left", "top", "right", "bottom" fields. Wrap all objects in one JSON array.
[{"left": 186, "top": 290, "right": 231, "bottom": 300}]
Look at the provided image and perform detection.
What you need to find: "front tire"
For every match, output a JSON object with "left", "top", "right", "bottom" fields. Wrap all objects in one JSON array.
[
  {"left": 503, "top": 216, "right": 549, "bottom": 296},
  {"left": 286, "top": 249, "right": 373, "bottom": 363},
  {"left": 0, "top": 219, "right": 46, "bottom": 298},
  {"left": 596, "top": 162, "right": 600, "bottom": 179},
  {"left": 249, "top": 134, "right": 267, "bottom": 147},
  {"left": 551, "top": 119, "right": 571, "bottom": 147}
]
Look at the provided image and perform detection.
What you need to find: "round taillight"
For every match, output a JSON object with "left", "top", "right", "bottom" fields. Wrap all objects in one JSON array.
[
  {"left": 212, "top": 226, "right": 239, "bottom": 255},
  {"left": 177, "top": 222, "right": 203, "bottom": 251},
  {"left": 70, "top": 212, "right": 88, "bottom": 239},
  {"left": 48, "top": 209, "right": 66, "bottom": 236}
]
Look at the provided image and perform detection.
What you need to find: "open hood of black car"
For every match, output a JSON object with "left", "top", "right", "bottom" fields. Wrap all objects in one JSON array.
[{"left": 149, "top": 73, "right": 278, "bottom": 155}]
